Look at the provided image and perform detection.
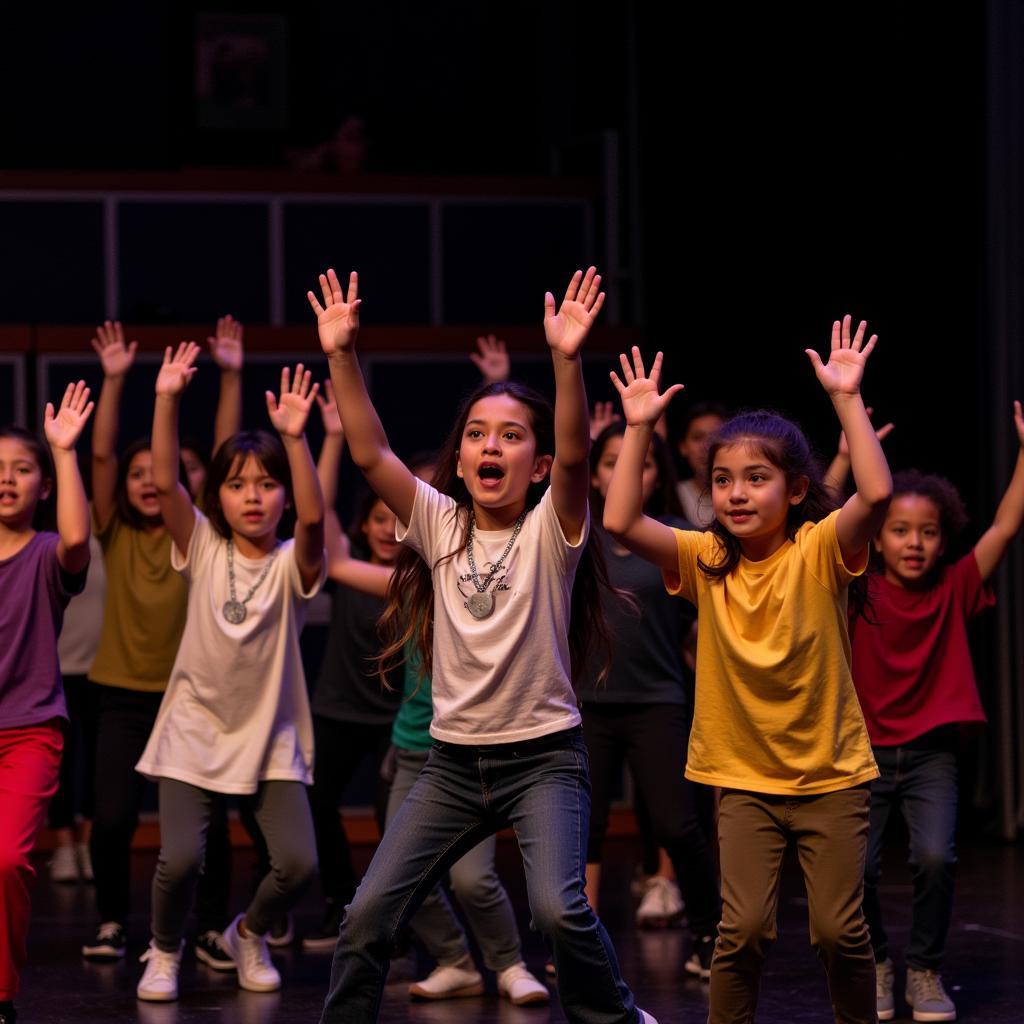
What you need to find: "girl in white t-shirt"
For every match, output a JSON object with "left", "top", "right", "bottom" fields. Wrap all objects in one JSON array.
[
  {"left": 309, "top": 268, "right": 654, "bottom": 1024},
  {"left": 134, "top": 343, "right": 325, "bottom": 1003}
]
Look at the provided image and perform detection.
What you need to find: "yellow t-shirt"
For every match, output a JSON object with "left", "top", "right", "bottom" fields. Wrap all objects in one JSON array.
[
  {"left": 664, "top": 510, "right": 878, "bottom": 795},
  {"left": 88, "top": 513, "right": 188, "bottom": 692}
]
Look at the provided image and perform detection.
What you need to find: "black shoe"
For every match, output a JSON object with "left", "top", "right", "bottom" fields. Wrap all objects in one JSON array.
[
  {"left": 266, "top": 912, "right": 294, "bottom": 948},
  {"left": 194, "top": 930, "right": 235, "bottom": 971},
  {"left": 684, "top": 935, "right": 715, "bottom": 981},
  {"left": 302, "top": 902, "right": 343, "bottom": 952},
  {"left": 82, "top": 921, "right": 126, "bottom": 961},
  {"left": 0, "top": 1000, "right": 17, "bottom": 1024}
]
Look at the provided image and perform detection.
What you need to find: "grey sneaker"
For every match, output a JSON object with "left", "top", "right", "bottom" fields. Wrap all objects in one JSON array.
[
  {"left": 876, "top": 958, "right": 895, "bottom": 1021},
  {"left": 905, "top": 967, "right": 956, "bottom": 1022}
]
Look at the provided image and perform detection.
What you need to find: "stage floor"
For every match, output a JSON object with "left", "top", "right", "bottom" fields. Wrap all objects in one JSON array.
[{"left": 17, "top": 834, "right": 1024, "bottom": 1023}]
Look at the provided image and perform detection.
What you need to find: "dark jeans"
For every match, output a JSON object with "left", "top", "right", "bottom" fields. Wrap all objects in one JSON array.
[
  {"left": 582, "top": 701, "right": 721, "bottom": 938},
  {"left": 47, "top": 676, "right": 99, "bottom": 829},
  {"left": 88, "top": 684, "right": 228, "bottom": 929},
  {"left": 307, "top": 715, "right": 393, "bottom": 906},
  {"left": 320, "top": 726, "right": 638, "bottom": 1024},
  {"left": 862, "top": 733, "right": 958, "bottom": 971}
]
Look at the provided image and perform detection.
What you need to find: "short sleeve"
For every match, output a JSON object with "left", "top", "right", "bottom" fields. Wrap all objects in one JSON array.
[
  {"left": 394, "top": 477, "right": 460, "bottom": 566},
  {"left": 284, "top": 539, "right": 328, "bottom": 600},
  {"left": 533, "top": 487, "right": 588, "bottom": 574},
  {"left": 93, "top": 507, "right": 120, "bottom": 552},
  {"left": 797, "top": 509, "right": 868, "bottom": 593},
  {"left": 662, "top": 528, "right": 705, "bottom": 604},
  {"left": 38, "top": 532, "right": 85, "bottom": 604},
  {"left": 170, "top": 508, "right": 218, "bottom": 583},
  {"left": 951, "top": 551, "right": 997, "bottom": 619}
]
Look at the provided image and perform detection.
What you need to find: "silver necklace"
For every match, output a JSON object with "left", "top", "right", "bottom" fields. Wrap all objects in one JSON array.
[
  {"left": 223, "top": 538, "right": 278, "bottom": 624},
  {"left": 465, "top": 510, "right": 526, "bottom": 620}
]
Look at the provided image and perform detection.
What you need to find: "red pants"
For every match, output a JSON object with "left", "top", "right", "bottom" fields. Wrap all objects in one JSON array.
[{"left": 0, "top": 722, "right": 62, "bottom": 1001}]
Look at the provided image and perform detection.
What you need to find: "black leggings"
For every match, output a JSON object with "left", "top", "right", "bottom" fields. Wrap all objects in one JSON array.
[{"left": 581, "top": 701, "right": 720, "bottom": 938}]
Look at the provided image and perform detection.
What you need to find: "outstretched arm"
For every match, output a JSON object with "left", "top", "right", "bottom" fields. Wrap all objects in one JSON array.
[
  {"left": 315, "top": 379, "right": 345, "bottom": 510},
  {"left": 208, "top": 314, "right": 244, "bottom": 451},
  {"left": 152, "top": 342, "right": 201, "bottom": 555},
  {"left": 308, "top": 269, "right": 417, "bottom": 525},
  {"left": 44, "top": 381, "right": 95, "bottom": 574},
  {"left": 823, "top": 406, "right": 895, "bottom": 497},
  {"left": 974, "top": 401, "right": 1024, "bottom": 581},
  {"left": 265, "top": 365, "right": 325, "bottom": 591},
  {"left": 603, "top": 347, "right": 685, "bottom": 570},
  {"left": 89, "top": 321, "right": 138, "bottom": 530},
  {"left": 544, "top": 267, "right": 605, "bottom": 542},
  {"left": 806, "top": 316, "right": 892, "bottom": 563}
]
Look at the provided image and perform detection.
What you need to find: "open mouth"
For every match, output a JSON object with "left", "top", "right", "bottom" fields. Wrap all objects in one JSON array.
[{"left": 478, "top": 464, "right": 505, "bottom": 486}]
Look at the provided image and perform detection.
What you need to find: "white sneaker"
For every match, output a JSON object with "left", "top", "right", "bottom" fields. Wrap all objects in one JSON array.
[
  {"left": 496, "top": 961, "right": 550, "bottom": 1006},
  {"left": 136, "top": 941, "right": 183, "bottom": 1001},
  {"left": 635, "top": 875, "right": 684, "bottom": 928},
  {"left": 76, "top": 842, "right": 94, "bottom": 882},
  {"left": 220, "top": 914, "right": 281, "bottom": 993},
  {"left": 49, "top": 844, "right": 79, "bottom": 883},
  {"left": 408, "top": 956, "right": 484, "bottom": 1000}
]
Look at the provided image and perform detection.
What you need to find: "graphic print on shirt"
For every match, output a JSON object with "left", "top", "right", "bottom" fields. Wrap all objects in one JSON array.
[{"left": 456, "top": 565, "right": 510, "bottom": 614}]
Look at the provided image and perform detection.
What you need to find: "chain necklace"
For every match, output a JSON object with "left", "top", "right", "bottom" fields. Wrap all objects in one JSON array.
[
  {"left": 465, "top": 509, "right": 526, "bottom": 620},
  {"left": 222, "top": 538, "right": 278, "bottom": 624}
]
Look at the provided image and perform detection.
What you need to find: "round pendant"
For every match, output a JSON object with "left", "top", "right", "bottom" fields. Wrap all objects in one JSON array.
[
  {"left": 467, "top": 590, "right": 495, "bottom": 620},
  {"left": 222, "top": 599, "right": 247, "bottom": 625}
]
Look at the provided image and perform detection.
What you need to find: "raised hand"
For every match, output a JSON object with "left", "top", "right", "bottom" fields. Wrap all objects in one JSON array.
[
  {"left": 308, "top": 269, "right": 361, "bottom": 356},
  {"left": 44, "top": 381, "right": 94, "bottom": 450},
  {"left": 543, "top": 266, "right": 605, "bottom": 358},
  {"left": 266, "top": 364, "right": 320, "bottom": 438},
  {"left": 806, "top": 314, "right": 878, "bottom": 398},
  {"left": 316, "top": 379, "right": 344, "bottom": 438},
  {"left": 590, "top": 400, "right": 621, "bottom": 441},
  {"left": 90, "top": 320, "right": 138, "bottom": 378},
  {"left": 207, "top": 314, "right": 244, "bottom": 372},
  {"left": 609, "top": 347, "right": 684, "bottom": 428},
  {"left": 838, "top": 406, "right": 895, "bottom": 456},
  {"left": 469, "top": 334, "right": 510, "bottom": 383},
  {"left": 155, "top": 342, "right": 201, "bottom": 398}
]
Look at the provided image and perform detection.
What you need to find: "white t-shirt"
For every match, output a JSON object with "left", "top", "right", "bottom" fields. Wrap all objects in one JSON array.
[
  {"left": 396, "top": 478, "right": 585, "bottom": 744},
  {"left": 136, "top": 512, "right": 324, "bottom": 794}
]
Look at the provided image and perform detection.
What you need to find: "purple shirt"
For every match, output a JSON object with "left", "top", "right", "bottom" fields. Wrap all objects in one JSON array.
[{"left": 0, "top": 532, "right": 85, "bottom": 729}]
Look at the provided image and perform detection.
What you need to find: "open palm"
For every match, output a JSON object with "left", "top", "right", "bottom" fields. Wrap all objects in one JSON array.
[
  {"left": 44, "top": 381, "right": 94, "bottom": 450},
  {"left": 806, "top": 315, "right": 877, "bottom": 397},
  {"left": 91, "top": 321, "right": 138, "bottom": 378},
  {"left": 308, "top": 269, "right": 361, "bottom": 356},
  {"left": 609, "top": 347, "right": 684, "bottom": 427},
  {"left": 156, "top": 342, "right": 201, "bottom": 397},
  {"left": 267, "top": 364, "right": 319, "bottom": 437},
  {"left": 208, "top": 314, "right": 244, "bottom": 372},
  {"left": 544, "top": 267, "right": 605, "bottom": 358}
]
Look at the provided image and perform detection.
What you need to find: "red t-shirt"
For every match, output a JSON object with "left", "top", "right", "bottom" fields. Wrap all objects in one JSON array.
[{"left": 849, "top": 552, "right": 994, "bottom": 747}]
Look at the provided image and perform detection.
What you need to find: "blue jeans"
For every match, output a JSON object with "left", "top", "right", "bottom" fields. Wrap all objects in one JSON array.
[
  {"left": 319, "top": 726, "right": 638, "bottom": 1024},
  {"left": 862, "top": 732, "right": 958, "bottom": 970}
]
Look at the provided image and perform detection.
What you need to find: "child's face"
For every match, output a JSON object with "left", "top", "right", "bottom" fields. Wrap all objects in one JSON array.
[
  {"left": 710, "top": 443, "right": 807, "bottom": 551},
  {"left": 592, "top": 434, "right": 659, "bottom": 506},
  {"left": 0, "top": 437, "right": 49, "bottom": 529},
  {"left": 678, "top": 414, "right": 724, "bottom": 477},
  {"left": 181, "top": 447, "right": 206, "bottom": 500},
  {"left": 874, "top": 494, "right": 944, "bottom": 587},
  {"left": 125, "top": 450, "right": 162, "bottom": 520},
  {"left": 456, "top": 395, "right": 551, "bottom": 516},
  {"left": 362, "top": 498, "right": 399, "bottom": 565},
  {"left": 218, "top": 454, "right": 287, "bottom": 543}
]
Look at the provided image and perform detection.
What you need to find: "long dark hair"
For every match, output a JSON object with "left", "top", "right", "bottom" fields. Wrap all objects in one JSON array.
[
  {"left": 376, "top": 380, "right": 617, "bottom": 686},
  {"left": 0, "top": 425, "right": 56, "bottom": 531},
  {"left": 698, "top": 410, "right": 837, "bottom": 580},
  {"left": 589, "top": 420, "right": 684, "bottom": 520},
  {"left": 204, "top": 431, "right": 294, "bottom": 540}
]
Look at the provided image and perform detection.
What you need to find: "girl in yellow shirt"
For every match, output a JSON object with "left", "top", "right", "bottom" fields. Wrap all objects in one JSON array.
[{"left": 604, "top": 317, "right": 892, "bottom": 1024}]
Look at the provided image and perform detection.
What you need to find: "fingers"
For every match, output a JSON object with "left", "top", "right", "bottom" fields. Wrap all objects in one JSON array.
[
  {"left": 618, "top": 352, "right": 635, "bottom": 385},
  {"left": 44, "top": 401, "right": 54, "bottom": 423},
  {"left": 805, "top": 348, "right": 825, "bottom": 374},
  {"left": 468, "top": 353, "right": 484, "bottom": 371},
  {"left": 280, "top": 365, "right": 290, "bottom": 397},
  {"left": 319, "top": 273, "right": 333, "bottom": 308},
  {"left": 663, "top": 383, "right": 685, "bottom": 405},
  {"left": 861, "top": 333, "right": 879, "bottom": 359},
  {"left": 307, "top": 290, "right": 325, "bottom": 317},
  {"left": 630, "top": 345, "right": 647, "bottom": 381},
  {"left": 68, "top": 380, "right": 91, "bottom": 413},
  {"left": 562, "top": 269, "right": 584, "bottom": 306},
  {"left": 323, "top": 379, "right": 336, "bottom": 404},
  {"left": 345, "top": 270, "right": 359, "bottom": 305},
  {"left": 649, "top": 350, "right": 664, "bottom": 386},
  {"left": 851, "top": 318, "right": 867, "bottom": 351},
  {"left": 830, "top": 320, "right": 841, "bottom": 352},
  {"left": 543, "top": 291, "right": 556, "bottom": 320},
  {"left": 609, "top": 371, "right": 626, "bottom": 395},
  {"left": 265, "top": 391, "right": 277, "bottom": 418},
  {"left": 589, "top": 290, "right": 606, "bottom": 319},
  {"left": 876, "top": 422, "right": 895, "bottom": 442},
  {"left": 841, "top": 314, "right": 852, "bottom": 348}
]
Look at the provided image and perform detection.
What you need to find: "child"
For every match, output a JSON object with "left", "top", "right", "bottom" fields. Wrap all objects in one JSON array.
[
  {"left": 674, "top": 401, "right": 728, "bottom": 528},
  {"left": 850, "top": 403, "right": 1024, "bottom": 1024},
  {"left": 581, "top": 421, "right": 721, "bottom": 974},
  {"left": 83, "top": 319, "right": 243, "bottom": 963},
  {"left": 310, "top": 267, "right": 655, "bottom": 1024},
  {"left": 133, "top": 345, "right": 325, "bottom": 1002},
  {"left": 603, "top": 318, "right": 892, "bottom": 1024},
  {"left": 0, "top": 383, "right": 94, "bottom": 1024}
]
